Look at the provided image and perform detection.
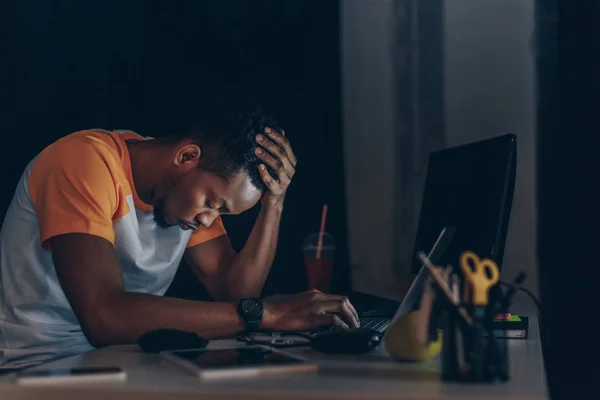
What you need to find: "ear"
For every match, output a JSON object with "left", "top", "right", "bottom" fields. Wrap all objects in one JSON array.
[{"left": 174, "top": 144, "right": 201, "bottom": 167}]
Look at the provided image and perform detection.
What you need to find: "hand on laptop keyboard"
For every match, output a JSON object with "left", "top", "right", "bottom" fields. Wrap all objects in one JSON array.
[{"left": 264, "top": 289, "right": 360, "bottom": 331}]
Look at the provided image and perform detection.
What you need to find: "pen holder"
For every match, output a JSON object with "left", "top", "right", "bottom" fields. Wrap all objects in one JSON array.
[{"left": 440, "top": 285, "right": 510, "bottom": 383}]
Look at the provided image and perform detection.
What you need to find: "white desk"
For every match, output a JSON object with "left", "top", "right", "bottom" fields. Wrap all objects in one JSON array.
[{"left": 0, "top": 309, "right": 547, "bottom": 399}]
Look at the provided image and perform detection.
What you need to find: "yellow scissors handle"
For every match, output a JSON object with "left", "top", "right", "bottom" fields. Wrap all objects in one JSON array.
[{"left": 460, "top": 251, "right": 499, "bottom": 306}]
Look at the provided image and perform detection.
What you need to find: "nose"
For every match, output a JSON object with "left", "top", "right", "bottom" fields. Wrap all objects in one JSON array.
[{"left": 197, "top": 210, "right": 219, "bottom": 228}]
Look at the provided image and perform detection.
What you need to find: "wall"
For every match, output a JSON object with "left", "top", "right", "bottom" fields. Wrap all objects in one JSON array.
[
  {"left": 340, "top": 0, "right": 400, "bottom": 299},
  {"left": 341, "top": 0, "right": 538, "bottom": 298},
  {"left": 444, "top": 0, "right": 538, "bottom": 295}
]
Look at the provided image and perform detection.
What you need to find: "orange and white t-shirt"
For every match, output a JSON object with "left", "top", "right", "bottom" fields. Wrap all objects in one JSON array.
[{"left": 0, "top": 130, "right": 226, "bottom": 369}]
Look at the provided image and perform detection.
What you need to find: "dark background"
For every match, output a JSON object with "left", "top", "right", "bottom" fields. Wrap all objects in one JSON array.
[
  {"left": 536, "top": 0, "right": 600, "bottom": 397},
  {"left": 0, "top": 0, "right": 350, "bottom": 298}
]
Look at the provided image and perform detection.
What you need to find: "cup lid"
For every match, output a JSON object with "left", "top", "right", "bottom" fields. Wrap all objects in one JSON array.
[{"left": 303, "top": 232, "right": 335, "bottom": 246}]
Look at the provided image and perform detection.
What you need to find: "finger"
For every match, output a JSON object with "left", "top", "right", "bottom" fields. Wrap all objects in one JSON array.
[
  {"left": 256, "top": 134, "right": 295, "bottom": 178},
  {"left": 328, "top": 296, "right": 360, "bottom": 327},
  {"left": 341, "top": 302, "right": 360, "bottom": 328},
  {"left": 330, "top": 315, "right": 349, "bottom": 329},
  {"left": 344, "top": 301, "right": 360, "bottom": 328},
  {"left": 318, "top": 300, "right": 358, "bottom": 328},
  {"left": 255, "top": 147, "right": 291, "bottom": 184},
  {"left": 314, "top": 314, "right": 348, "bottom": 330},
  {"left": 263, "top": 127, "right": 297, "bottom": 168},
  {"left": 258, "top": 164, "right": 283, "bottom": 194},
  {"left": 307, "top": 288, "right": 324, "bottom": 296}
]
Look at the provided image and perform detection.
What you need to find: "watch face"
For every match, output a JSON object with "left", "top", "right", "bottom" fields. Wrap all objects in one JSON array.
[{"left": 241, "top": 299, "right": 263, "bottom": 317}]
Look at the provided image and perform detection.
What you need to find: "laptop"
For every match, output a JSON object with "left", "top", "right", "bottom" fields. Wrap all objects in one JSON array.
[
  {"left": 340, "top": 133, "right": 517, "bottom": 322},
  {"left": 313, "top": 226, "right": 455, "bottom": 335}
]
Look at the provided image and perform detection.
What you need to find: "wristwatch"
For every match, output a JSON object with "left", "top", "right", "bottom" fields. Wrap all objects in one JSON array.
[{"left": 238, "top": 298, "right": 264, "bottom": 332}]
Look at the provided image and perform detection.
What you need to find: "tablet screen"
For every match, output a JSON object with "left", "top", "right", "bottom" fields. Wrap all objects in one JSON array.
[{"left": 170, "top": 347, "right": 304, "bottom": 370}]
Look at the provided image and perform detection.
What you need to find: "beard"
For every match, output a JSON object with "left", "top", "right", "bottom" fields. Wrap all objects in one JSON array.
[{"left": 152, "top": 197, "right": 173, "bottom": 229}]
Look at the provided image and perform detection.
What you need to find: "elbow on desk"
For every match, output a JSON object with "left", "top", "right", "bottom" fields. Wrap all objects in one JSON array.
[
  {"left": 80, "top": 316, "right": 116, "bottom": 348},
  {"left": 77, "top": 306, "right": 130, "bottom": 348}
]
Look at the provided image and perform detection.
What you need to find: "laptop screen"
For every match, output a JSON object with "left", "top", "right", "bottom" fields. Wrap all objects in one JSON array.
[{"left": 392, "top": 226, "right": 455, "bottom": 320}]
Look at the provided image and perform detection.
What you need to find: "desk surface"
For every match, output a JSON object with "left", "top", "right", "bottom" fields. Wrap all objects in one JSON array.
[{"left": 0, "top": 307, "right": 547, "bottom": 400}]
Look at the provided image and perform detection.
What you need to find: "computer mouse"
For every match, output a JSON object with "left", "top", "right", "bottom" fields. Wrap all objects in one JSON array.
[
  {"left": 137, "top": 329, "right": 208, "bottom": 353},
  {"left": 310, "top": 328, "right": 383, "bottom": 355}
]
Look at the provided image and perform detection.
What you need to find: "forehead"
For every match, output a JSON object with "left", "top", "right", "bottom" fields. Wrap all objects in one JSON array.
[{"left": 194, "top": 170, "right": 262, "bottom": 211}]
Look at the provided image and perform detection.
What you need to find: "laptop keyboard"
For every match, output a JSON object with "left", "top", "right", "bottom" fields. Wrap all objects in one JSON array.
[
  {"left": 359, "top": 317, "right": 390, "bottom": 331},
  {"left": 310, "top": 317, "right": 390, "bottom": 336}
]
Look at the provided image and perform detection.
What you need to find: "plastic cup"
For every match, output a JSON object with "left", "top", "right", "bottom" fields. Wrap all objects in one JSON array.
[{"left": 303, "top": 233, "right": 336, "bottom": 293}]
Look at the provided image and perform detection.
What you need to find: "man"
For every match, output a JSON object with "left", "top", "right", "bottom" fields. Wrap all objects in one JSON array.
[{"left": 0, "top": 102, "right": 359, "bottom": 369}]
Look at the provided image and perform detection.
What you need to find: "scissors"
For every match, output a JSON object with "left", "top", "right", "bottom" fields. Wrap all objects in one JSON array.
[{"left": 460, "top": 251, "right": 499, "bottom": 306}]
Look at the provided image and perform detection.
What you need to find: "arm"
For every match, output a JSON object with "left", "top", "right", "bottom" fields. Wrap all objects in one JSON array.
[
  {"left": 52, "top": 234, "right": 359, "bottom": 347},
  {"left": 186, "top": 126, "right": 295, "bottom": 301},
  {"left": 185, "top": 204, "right": 282, "bottom": 302},
  {"left": 51, "top": 233, "right": 254, "bottom": 346}
]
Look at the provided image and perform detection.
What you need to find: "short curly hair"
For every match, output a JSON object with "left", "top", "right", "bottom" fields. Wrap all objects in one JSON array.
[{"left": 171, "top": 95, "right": 281, "bottom": 191}]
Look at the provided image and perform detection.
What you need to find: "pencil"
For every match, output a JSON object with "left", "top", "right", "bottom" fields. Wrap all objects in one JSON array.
[{"left": 417, "top": 252, "right": 473, "bottom": 326}]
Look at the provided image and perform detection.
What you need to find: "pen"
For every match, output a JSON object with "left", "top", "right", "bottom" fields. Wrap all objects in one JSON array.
[
  {"left": 417, "top": 252, "right": 473, "bottom": 327},
  {"left": 452, "top": 274, "right": 467, "bottom": 372}
]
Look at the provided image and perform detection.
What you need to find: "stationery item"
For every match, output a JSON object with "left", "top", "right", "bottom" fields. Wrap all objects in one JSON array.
[
  {"left": 451, "top": 274, "right": 460, "bottom": 303},
  {"left": 451, "top": 275, "right": 467, "bottom": 371},
  {"left": 417, "top": 252, "right": 473, "bottom": 327},
  {"left": 463, "top": 279, "right": 471, "bottom": 304},
  {"left": 460, "top": 251, "right": 499, "bottom": 306},
  {"left": 459, "top": 251, "right": 500, "bottom": 381},
  {"left": 434, "top": 251, "right": 511, "bottom": 383},
  {"left": 488, "top": 316, "right": 529, "bottom": 339}
]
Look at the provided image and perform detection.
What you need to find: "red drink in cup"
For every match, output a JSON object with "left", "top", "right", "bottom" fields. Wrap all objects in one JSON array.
[
  {"left": 303, "top": 232, "right": 335, "bottom": 293},
  {"left": 304, "top": 258, "right": 334, "bottom": 293}
]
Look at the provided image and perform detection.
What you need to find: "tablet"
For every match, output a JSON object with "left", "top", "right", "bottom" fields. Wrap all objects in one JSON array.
[{"left": 161, "top": 345, "right": 317, "bottom": 379}]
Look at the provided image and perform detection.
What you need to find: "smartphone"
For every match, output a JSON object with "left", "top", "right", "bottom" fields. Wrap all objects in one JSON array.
[
  {"left": 15, "top": 366, "right": 126, "bottom": 386},
  {"left": 161, "top": 345, "right": 317, "bottom": 379}
]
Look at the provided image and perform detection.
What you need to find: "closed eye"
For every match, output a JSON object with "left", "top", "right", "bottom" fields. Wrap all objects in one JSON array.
[
  {"left": 205, "top": 200, "right": 215, "bottom": 210},
  {"left": 206, "top": 197, "right": 231, "bottom": 214}
]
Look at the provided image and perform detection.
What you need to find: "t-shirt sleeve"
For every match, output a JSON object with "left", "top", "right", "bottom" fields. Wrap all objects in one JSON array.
[
  {"left": 28, "top": 139, "right": 125, "bottom": 250},
  {"left": 186, "top": 217, "right": 227, "bottom": 248}
]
